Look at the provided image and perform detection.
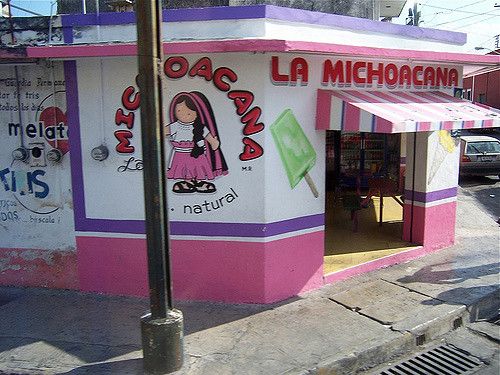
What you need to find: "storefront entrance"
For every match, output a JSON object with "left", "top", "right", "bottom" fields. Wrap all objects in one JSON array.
[{"left": 324, "top": 131, "right": 416, "bottom": 275}]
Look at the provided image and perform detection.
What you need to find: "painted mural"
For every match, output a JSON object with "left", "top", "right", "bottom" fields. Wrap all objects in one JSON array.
[
  {"left": 77, "top": 52, "right": 466, "bottom": 231},
  {"left": 0, "top": 61, "right": 75, "bottom": 250},
  {"left": 79, "top": 54, "right": 266, "bottom": 224},
  {"left": 166, "top": 91, "right": 228, "bottom": 194},
  {"left": 270, "top": 109, "right": 319, "bottom": 198}
]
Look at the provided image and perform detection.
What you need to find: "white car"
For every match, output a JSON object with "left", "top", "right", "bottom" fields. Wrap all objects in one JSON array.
[{"left": 459, "top": 135, "right": 500, "bottom": 179}]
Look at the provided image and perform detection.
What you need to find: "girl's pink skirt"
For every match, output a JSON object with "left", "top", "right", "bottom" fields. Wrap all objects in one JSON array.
[{"left": 167, "top": 141, "right": 214, "bottom": 180}]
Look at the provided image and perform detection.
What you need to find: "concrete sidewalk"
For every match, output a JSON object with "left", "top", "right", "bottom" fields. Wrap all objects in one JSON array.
[{"left": 0, "top": 187, "right": 499, "bottom": 375}]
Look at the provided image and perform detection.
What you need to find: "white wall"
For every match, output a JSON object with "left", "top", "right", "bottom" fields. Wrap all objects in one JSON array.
[
  {"left": 77, "top": 52, "right": 464, "bottom": 228},
  {"left": 0, "top": 61, "right": 75, "bottom": 250},
  {"left": 78, "top": 53, "right": 267, "bottom": 224}
]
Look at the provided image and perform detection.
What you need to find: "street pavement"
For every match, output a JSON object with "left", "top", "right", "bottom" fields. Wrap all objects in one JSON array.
[{"left": 0, "top": 183, "right": 499, "bottom": 375}]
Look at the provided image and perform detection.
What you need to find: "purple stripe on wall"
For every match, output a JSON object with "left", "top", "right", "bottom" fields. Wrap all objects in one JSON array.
[
  {"left": 266, "top": 214, "right": 324, "bottom": 236},
  {"left": 404, "top": 186, "right": 457, "bottom": 203},
  {"left": 64, "top": 60, "right": 87, "bottom": 231},
  {"left": 78, "top": 219, "right": 145, "bottom": 233},
  {"left": 61, "top": 5, "right": 266, "bottom": 26},
  {"left": 63, "top": 27, "right": 74, "bottom": 44},
  {"left": 60, "top": 5, "right": 465, "bottom": 45},
  {"left": 164, "top": 5, "right": 267, "bottom": 22},
  {"left": 264, "top": 5, "right": 465, "bottom": 45},
  {"left": 62, "top": 12, "right": 135, "bottom": 27},
  {"left": 170, "top": 214, "right": 325, "bottom": 237},
  {"left": 77, "top": 214, "right": 325, "bottom": 238}
]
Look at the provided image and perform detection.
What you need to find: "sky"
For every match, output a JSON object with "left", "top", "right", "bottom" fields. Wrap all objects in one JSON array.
[
  {"left": 7, "top": 0, "right": 500, "bottom": 53},
  {"left": 392, "top": 0, "right": 500, "bottom": 53},
  {"left": 8, "top": 1, "right": 54, "bottom": 17}
]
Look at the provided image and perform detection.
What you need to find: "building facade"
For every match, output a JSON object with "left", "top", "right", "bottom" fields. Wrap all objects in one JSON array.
[
  {"left": 0, "top": 5, "right": 499, "bottom": 303},
  {"left": 463, "top": 50, "right": 500, "bottom": 110}
]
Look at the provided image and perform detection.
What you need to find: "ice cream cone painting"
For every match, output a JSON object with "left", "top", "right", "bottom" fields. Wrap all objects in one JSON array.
[
  {"left": 427, "top": 130, "right": 458, "bottom": 185},
  {"left": 271, "top": 109, "right": 319, "bottom": 198}
]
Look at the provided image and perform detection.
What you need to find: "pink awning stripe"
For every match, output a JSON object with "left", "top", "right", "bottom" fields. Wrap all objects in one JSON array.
[
  {"left": 332, "top": 90, "right": 413, "bottom": 129},
  {"left": 483, "top": 119, "right": 494, "bottom": 128},
  {"left": 406, "top": 92, "right": 489, "bottom": 124},
  {"left": 344, "top": 103, "right": 361, "bottom": 132},
  {"left": 463, "top": 120, "right": 476, "bottom": 129},
  {"left": 368, "top": 91, "right": 438, "bottom": 128},
  {"left": 442, "top": 121, "right": 455, "bottom": 130},
  {"left": 418, "top": 122, "right": 432, "bottom": 132},
  {"left": 375, "top": 117, "right": 393, "bottom": 133},
  {"left": 315, "top": 90, "right": 500, "bottom": 133},
  {"left": 315, "top": 89, "right": 332, "bottom": 130}
]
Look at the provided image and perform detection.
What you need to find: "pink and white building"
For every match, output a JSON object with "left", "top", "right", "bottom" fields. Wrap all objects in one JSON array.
[{"left": 0, "top": 5, "right": 499, "bottom": 303}]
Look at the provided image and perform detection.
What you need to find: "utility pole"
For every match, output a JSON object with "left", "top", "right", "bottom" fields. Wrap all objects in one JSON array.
[
  {"left": 406, "top": 2, "right": 420, "bottom": 26},
  {"left": 413, "top": 2, "right": 419, "bottom": 26},
  {"left": 135, "top": 0, "right": 184, "bottom": 374}
]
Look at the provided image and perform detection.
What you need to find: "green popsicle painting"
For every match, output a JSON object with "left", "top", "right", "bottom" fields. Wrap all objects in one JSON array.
[{"left": 271, "top": 109, "right": 319, "bottom": 198}]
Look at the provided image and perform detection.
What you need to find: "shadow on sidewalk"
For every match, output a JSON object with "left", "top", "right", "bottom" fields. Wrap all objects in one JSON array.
[
  {"left": 418, "top": 285, "right": 500, "bottom": 306},
  {"left": 397, "top": 262, "right": 499, "bottom": 285},
  {"left": 0, "top": 287, "right": 299, "bottom": 365},
  {"left": 59, "top": 358, "right": 143, "bottom": 374},
  {"left": 396, "top": 262, "right": 500, "bottom": 312},
  {"left": 178, "top": 296, "right": 299, "bottom": 335}
]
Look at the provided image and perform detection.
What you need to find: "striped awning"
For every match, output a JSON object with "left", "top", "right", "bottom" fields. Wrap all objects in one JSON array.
[{"left": 316, "top": 89, "right": 500, "bottom": 133}]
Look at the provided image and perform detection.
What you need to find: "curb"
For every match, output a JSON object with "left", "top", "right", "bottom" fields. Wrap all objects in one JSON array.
[{"left": 303, "top": 288, "right": 500, "bottom": 374}]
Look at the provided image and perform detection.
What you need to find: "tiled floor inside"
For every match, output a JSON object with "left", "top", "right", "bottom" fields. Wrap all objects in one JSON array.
[{"left": 324, "top": 191, "right": 418, "bottom": 275}]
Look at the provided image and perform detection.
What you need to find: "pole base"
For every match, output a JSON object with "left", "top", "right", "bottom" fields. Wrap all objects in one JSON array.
[{"left": 141, "top": 309, "right": 184, "bottom": 374}]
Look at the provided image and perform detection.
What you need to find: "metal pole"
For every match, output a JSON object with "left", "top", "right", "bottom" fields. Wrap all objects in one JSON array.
[
  {"left": 413, "top": 2, "right": 419, "bottom": 26},
  {"left": 472, "top": 75, "right": 475, "bottom": 102},
  {"left": 135, "top": 0, "right": 183, "bottom": 373},
  {"left": 410, "top": 132, "right": 417, "bottom": 243}
]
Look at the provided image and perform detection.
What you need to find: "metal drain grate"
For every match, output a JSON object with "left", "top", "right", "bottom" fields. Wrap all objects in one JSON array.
[{"left": 378, "top": 344, "right": 484, "bottom": 375}]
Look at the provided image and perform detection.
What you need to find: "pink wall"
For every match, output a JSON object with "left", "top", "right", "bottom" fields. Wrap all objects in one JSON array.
[
  {"left": 171, "top": 239, "right": 266, "bottom": 303},
  {"left": 76, "top": 230, "right": 324, "bottom": 303},
  {"left": 77, "top": 237, "right": 148, "bottom": 296},
  {"left": 0, "top": 248, "right": 78, "bottom": 289},
  {"left": 403, "top": 201, "right": 456, "bottom": 249},
  {"left": 263, "top": 231, "right": 324, "bottom": 302}
]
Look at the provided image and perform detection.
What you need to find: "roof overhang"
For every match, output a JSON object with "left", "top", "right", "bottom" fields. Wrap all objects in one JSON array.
[
  {"left": 378, "top": 0, "right": 406, "bottom": 18},
  {"left": 24, "top": 39, "right": 500, "bottom": 67},
  {"left": 463, "top": 65, "right": 500, "bottom": 78}
]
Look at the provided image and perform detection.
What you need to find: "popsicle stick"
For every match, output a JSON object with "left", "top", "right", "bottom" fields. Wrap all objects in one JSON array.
[{"left": 304, "top": 172, "right": 319, "bottom": 198}]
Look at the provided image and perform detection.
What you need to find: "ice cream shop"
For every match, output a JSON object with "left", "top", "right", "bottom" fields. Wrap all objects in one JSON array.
[{"left": 1, "top": 5, "right": 499, "bottom": 303}]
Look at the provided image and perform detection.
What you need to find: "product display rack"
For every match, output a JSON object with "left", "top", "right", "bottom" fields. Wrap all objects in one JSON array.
[
  {"left": 340, "top": 133, "right": 386, "bottom": 188},
  {"left": 325, "top": 131, "right": 401, "bottom": 191}
]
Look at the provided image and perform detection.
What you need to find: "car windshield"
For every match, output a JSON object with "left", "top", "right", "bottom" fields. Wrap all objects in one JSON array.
[{"left": 466, "top": 141, "right": 500, "bottom": 154}]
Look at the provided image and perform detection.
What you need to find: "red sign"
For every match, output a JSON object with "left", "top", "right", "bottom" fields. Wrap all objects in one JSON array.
[{"left": 39, "top": 106, "right": 69, "bottom": 155}]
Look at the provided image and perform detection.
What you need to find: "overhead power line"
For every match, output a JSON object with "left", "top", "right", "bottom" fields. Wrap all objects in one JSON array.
[
  {"left": 476, "top": 35, "right": 498, "bottom": 46},
  {"left": 447, "top": 0, "right": 490, "bottom": 11},
  {"left": 424, "top": 4, "right": 499, "bottom": 17},
  {"left": 451, "top": 14, "right": 499, "bottom": 30},
  {"left": 431, "top": 9, "right": 499, "bottom": 27}
]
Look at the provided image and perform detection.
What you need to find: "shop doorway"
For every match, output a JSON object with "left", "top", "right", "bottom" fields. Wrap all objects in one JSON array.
[{"left": 324, "top": 131, "right": 415, "bottom": 275}]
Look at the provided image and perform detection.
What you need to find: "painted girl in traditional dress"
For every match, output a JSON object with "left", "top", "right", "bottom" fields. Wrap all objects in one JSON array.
[{"left": 165, "top": 91, "right": 228, "bottom": 193}]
